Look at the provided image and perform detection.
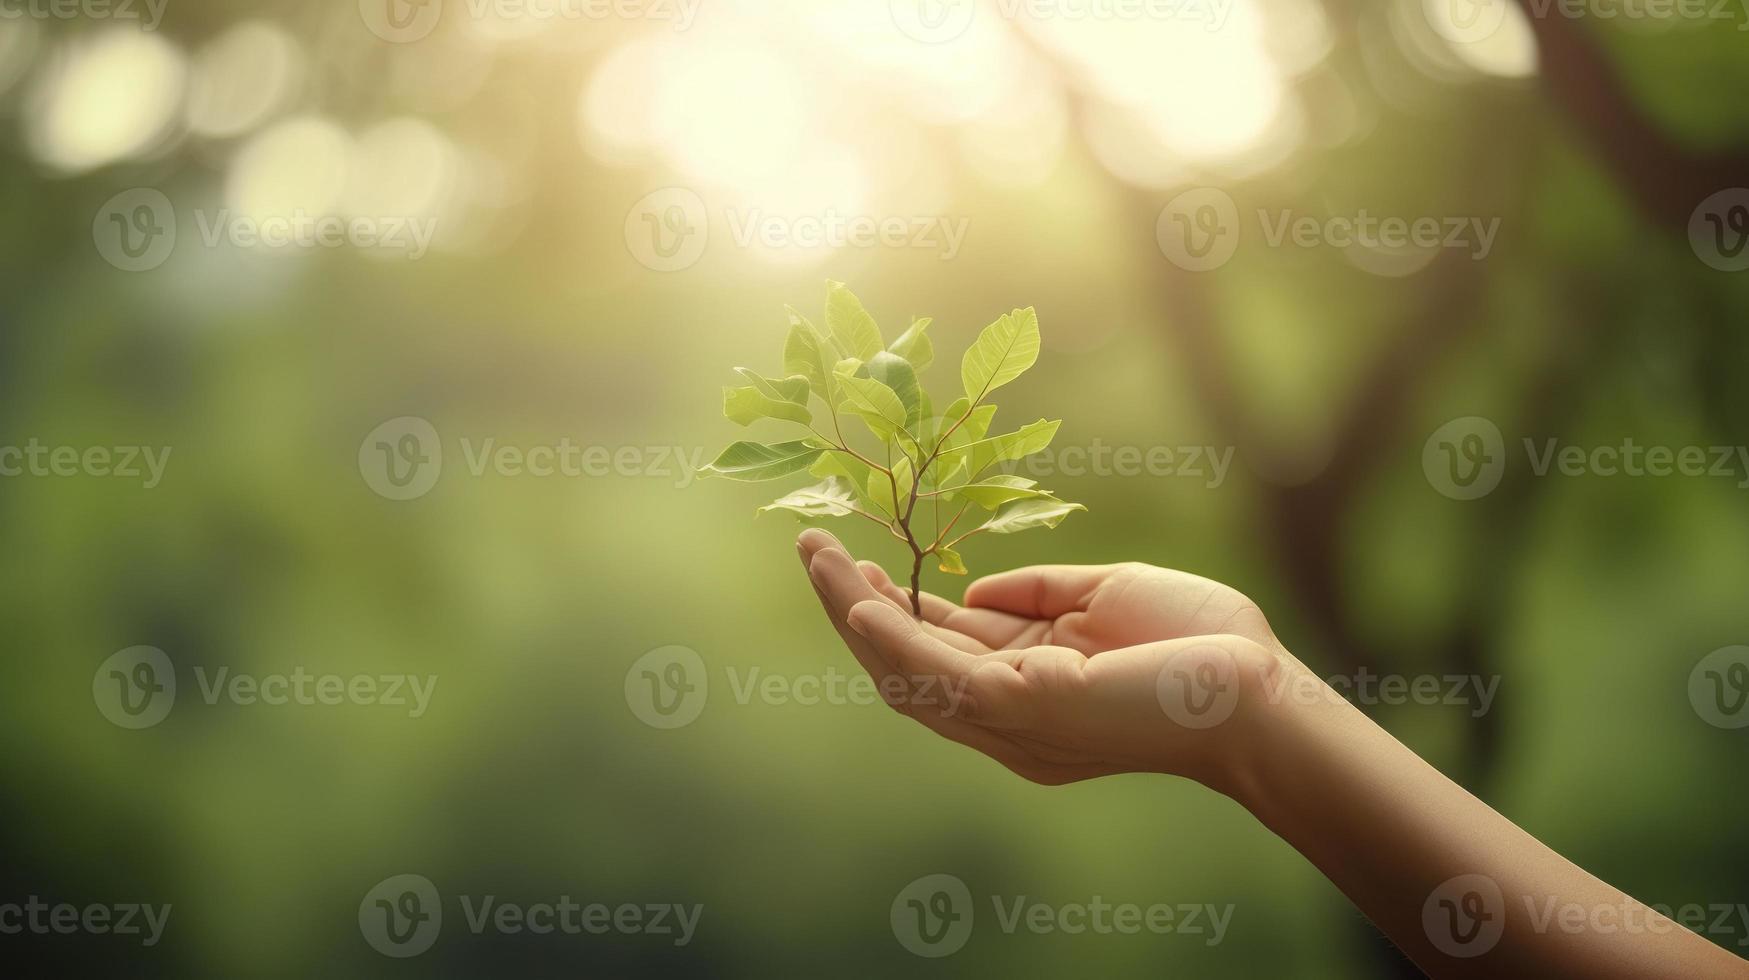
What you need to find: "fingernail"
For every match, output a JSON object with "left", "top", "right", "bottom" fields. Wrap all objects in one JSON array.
[{"left": 847, "top": 610, "right": 871, "bottom": 638}]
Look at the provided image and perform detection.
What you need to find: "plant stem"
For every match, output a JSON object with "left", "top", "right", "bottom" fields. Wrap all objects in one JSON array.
[{"left": 908, "top": 549, "right": 924, "bottom": 617}]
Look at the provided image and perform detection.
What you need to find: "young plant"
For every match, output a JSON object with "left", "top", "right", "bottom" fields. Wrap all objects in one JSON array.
[{"left": 702, "top": 282, "right": 1084, "bottom": 615}]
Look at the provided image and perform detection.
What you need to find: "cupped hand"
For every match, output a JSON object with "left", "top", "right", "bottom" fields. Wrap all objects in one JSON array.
[{"left": 797, "top": 528, "right": 1291, "bottom": 789}]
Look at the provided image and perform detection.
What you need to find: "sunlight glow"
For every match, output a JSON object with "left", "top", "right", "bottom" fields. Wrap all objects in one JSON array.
[
  {"left": 186, "top": 21, "right": 303, "bottom": 140},
  {"left": 25, "top": 31, "right": 186, "bottom": 174},
  {"left": 226, "top": 116, "right": 350, "bottom": 223}
]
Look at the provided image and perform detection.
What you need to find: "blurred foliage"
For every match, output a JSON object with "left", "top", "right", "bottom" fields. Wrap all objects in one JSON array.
[{"left": 2, "top": 1, "right": 1747, "bottom": 976}]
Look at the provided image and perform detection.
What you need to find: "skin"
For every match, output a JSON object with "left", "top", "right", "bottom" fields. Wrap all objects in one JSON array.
[{"left": 797, "top": 527, "right": 1747, "bottom": 979}]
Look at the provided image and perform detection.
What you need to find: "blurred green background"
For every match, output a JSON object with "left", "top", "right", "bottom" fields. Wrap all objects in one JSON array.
[{"left": 3, "top": 0, "right": 1747, "bottom": 975}]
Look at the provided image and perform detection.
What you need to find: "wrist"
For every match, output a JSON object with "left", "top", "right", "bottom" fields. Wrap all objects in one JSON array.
[{"left": 1202, "top": 651, "right": 1334, "bottom": 817}]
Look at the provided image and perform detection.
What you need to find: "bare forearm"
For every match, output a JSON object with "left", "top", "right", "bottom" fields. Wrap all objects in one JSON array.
[{"left": 1224, "top": 665, "right": 1744, "bottom": 979}]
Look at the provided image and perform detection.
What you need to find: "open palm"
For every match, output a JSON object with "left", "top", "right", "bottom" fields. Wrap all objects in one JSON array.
[{"left": 797, "top": 528, "right": 1288, "bottom": 787}]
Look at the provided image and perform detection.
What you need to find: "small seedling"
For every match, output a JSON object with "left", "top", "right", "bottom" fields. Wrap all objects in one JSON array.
[{"left": 702, "top": 281, "right": 1085, "bottom": 615}]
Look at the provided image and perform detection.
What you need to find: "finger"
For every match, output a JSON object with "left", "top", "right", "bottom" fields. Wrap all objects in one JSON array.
[
  {"left": 936, "top": 605, "right": 1048, "bottom": 651},
  {"left": 964, "top": 565, "right": 1121, "bottom": 619},
  {"left": 858, "top": 562, "right": 995, "bottom": 654},
  {"left": 797, "top": 526, "right": 849, "bottom": 563},
  {"left": 798, "top": 536, "right": 902, "bottom": 687},
  {"left": 847, "top": 600, "right": 1036, "bottom": 727},
  {"left": 860, "top": 566, "right": 1044, "bottom": 651},
  {"left": 809, "top": 547, "right": 890, "bottom": 622}
]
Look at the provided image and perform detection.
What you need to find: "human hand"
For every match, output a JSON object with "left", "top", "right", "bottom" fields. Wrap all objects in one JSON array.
[{"left": 797, "top": 528, "right": 1290, "bottom": 790}]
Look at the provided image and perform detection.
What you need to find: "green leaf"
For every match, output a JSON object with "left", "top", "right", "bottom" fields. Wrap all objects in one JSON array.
[
  {"left": 940, "top": 419, "right": 1060, "bottom": 477},
  {"left": 936, "top": 547, "right": 967, "bottom": 575},
  {"left": 923, "top": 455, "right": 968, "bottom": 494},
  {"left": 866, "top": 351, "right": 922, "bottom": 430},
  {"left": 835, "top": 374, "right": 909, "bottom": 441},
  {"left": 758, "top": 477, "right": 859, "bottom": 518},
  {"left": 950, "top": 475, "right": 1054, "bottom": 510},
  {"left": 960, "top": 307, "right": 1040, "bottom": 402},
  {"left": 701, "top": 440, "right": 826, "bottom": 482},
  {"left": 810, "top": 449, "right": 872, "bottom": 488},
  {"left": 723, "top": 386, "right": 812, "bottom": 427},
  {"left": 920, "top": 398, "right": 994, "bottom": 459},
  {"left": 888, "top": 317, "right": 934, "bottom": 373},
  {"left": 784, "top": 309, "right": 833, "bottom": 400},
  {"left": 867, "top": 456, "right": 912, "bottom": 518},
  {"left": 961, "top": 404, "right": 998, "bottom": 442},
  {"left": 734, "top": 367, "right": 809, "bottom": 405},
  {"left": 825, "top": 281, "right": 883, "bottom": 360},
  {"left": 977, "top": 496, "right": 1085, "bottom": 534}
]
